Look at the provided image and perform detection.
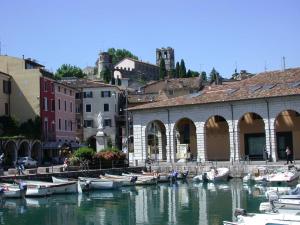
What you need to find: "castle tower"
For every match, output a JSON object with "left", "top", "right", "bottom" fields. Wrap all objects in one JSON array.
[
  {"left": 156, "top": 47, "right": 175, "bottom": 71},
  {"left": 97, "top": 52, "right": 112, "bottom": 79}
]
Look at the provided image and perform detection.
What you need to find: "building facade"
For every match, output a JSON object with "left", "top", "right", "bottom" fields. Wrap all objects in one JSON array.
[
  {"left": 129, "top": 68, "right": 300, "bottom": 164},
  {"left": 0, "top": 72, "right": 11, "bottom": 116}
]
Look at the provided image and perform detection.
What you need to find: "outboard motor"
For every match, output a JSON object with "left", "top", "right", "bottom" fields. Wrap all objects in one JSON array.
[
  {"left": 85, "top": 180, "right": 91, "bottom": 190},
  {"left": 130, "top": 176, "right": 138, "bottom": 183},
  {"left": 265, "top": 190, "right": 279, "bottom": 212},
  {"left": 182, "top": 171, "right": 189, "bottom": 179},
  {"left": 234, "top": 208, "right": 247, "bottom": 217},
  {"left": 202, "top": 173, "right": 209, "bottom": 183}
]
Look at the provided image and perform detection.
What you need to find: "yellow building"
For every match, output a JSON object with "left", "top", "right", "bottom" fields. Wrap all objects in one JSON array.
[
  {"left": 0, "top": 71, "right": 11, "bottom": 116},
  {"left": 0, "top": 55, "right": 49, "bottom": 122}
]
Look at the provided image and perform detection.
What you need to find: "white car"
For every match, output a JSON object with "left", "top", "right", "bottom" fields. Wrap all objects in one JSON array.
[{"left": 16, "top": 157, "right": 38, "bottom": 168}]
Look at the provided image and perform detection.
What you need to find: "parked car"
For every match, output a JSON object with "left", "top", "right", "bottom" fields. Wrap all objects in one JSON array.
[{"left": 15, "top": 157, "right": 38, "bottom": 168}]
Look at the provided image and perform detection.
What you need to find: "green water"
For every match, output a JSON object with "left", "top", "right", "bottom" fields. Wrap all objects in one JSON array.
[{"left": 0, "top": 180, "right": 268, "bottom": 225}]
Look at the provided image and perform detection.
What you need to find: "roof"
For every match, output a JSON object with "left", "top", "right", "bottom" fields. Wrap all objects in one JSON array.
[
  {"left": 114, "top": 57, "right": 159, "bottom": 68},
  {"left": 60, "top": 78, "right": 120, "bottom": 91},
  {"left": 129, "top": 68, "right": 300, "bottom": 111},
  {"left": 141, "top": 77, "right": 202, "bottom": 92},
  {"left": 128, "top": 93, "right": 167, "bottom": 104}
]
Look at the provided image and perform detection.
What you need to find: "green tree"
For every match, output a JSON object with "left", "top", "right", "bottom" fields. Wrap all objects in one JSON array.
[
  {"left": 201, "top": 71, "right": 207, "bottom": 81},
  {"left": 0, "top": 116, "right": 19, "bottom": 136},
  {"left": 111, "top": 76, "right": 116, "bottom": 85},
  {"left": 187, "top": 69, "right": 192, "bottom": 78},
  {"left": 159, "top": 58, "right": 167, "bottom": 80},
  {"left": 179, "top": 59, "right": 186, "bottom": 78},
  {"left": 175, "top": 62, "right": 180, "bottom": 78},
  {"left": 19, "top": 116, "right": 41, "bottom": 139},
  {"left": 101, "top": 67, "right": 112, "bottom": 83},
  {"left": 55, "top": 64, "right": 85, "bottom": 79},
  {"left": 209, "top": 67, "right": 220, "bottom": 83},
  {"left": 107, "top": 48, "right": 139, "bottom": 65}
]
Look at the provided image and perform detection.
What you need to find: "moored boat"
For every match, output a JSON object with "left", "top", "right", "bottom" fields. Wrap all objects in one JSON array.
[{"left": 193, "top": 167, "right": 229, "bottom": 182}]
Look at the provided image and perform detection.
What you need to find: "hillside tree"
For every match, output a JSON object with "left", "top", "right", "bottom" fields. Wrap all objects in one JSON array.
[{"left": 159, "top": 58, "right": 167, "bottom": 80}]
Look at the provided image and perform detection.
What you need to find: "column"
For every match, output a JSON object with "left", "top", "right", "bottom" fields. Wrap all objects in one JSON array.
[
  {"left": 196, "top": 123, "right": 206, "bottom": 162},
  {"left": 264, "top": 118, "right": 277, "bottom": 162},
  {"left": 166, "top": 124, "right": 175, "bottom": 163},
  {"left": 229, "top": 120, "right": 239, "bottom": 161}
]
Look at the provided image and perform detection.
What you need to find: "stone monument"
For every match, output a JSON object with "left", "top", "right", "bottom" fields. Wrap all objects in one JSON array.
[{"left": 96, "top": 112, "right": 107, "bottom": 152}]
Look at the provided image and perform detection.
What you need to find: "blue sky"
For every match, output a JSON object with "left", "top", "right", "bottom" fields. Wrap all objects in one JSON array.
[{"left": 1, "top": 0, "right": 300, "bottom": 77}]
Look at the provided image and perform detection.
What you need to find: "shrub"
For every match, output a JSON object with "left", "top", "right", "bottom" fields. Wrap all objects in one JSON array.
[
  {"left": 94, "top": 147, "right": 126, "bottom": 161},
  {"left": 73, "top": 147, "right": 95, "bottom": 161},
  {"left": 68, "top": 156, "right": 80, "bottom": 166}
]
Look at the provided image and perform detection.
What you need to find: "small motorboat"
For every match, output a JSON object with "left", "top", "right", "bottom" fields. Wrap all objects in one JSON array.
[
  {"left": 105, "top": 174, "right": 157, "bottom": 186},
  {"left": 223, "top": 207, "right": 300, "bottom": 225},
  {"left": 0, "top": 184, "right": 26, "bottom": 198},
  {"left": 78, "top": 177, "right": 121, "bottom": 191},
  {"left": 267, "top": 170, "right": 299, "bottom": 184},
  {"left": 193, "top": 167, "right": 229, "bottom": 182}
]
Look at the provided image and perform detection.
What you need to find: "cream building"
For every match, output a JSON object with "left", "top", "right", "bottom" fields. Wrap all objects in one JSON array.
[
  {"left": 129, "top": 68, "right": 300, "bottom": 164},
  {"left": 0, "top": 55, "right": 49, "bottom": 122},
  {"left": 0, "top": 72, "right": 11, "bottom": 116}
]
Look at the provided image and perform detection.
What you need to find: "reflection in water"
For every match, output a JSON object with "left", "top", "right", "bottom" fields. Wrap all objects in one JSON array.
[{"left": 0, "top": 180, "right": 270, "bottom": 225}]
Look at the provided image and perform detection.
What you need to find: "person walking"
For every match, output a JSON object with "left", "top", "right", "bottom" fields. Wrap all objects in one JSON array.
[{"left": 286, "top": 146, "right": 293, "bottom": 164}]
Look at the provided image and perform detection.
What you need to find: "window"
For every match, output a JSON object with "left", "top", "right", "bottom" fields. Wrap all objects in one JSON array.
[
  {"left": 59, "top": 119, "right": 61, "bottom": 130},
  {"left": 168, "top": 90, "right": 174, "bottom": 95},
  {"left": 58, "top": 86, "right": 61, "bottom": 92},
  {"left": 64, "top": 88, "right": 66, "bottom": 94},
  {"left": 101, "top": 91, "right": 111, "bottom": 97},
  {"left": 75, "top": 92, "right": 81, "bottom": 99},
  {"left": 64, "top": 100, "right": 67, "bottom": 111},
  {"left": 84, "top": 120, "right": 93, "bottom": 128},
  {"left": 76, "top": 104, "right": 81, "bottom": 113},
  {"left": 65, "top": 120, "right": 67, "bottom": 131},
  {"left": 104, "top": 119, "right": 112, "bottom": 127},
  {"left": 51, "top": 83, "right": 54, "bottom": 92},
  {"left": 70, "top": 121, "right": 73, "bottom": 131},
  {"left": 70, "top": 90, "right": 72, "bottom": 96},
  {"left": 85, "top": 104, "right": 91, "bottom": 112},
  {"left": 51, "top": 99, "right": 55, "bottom": 111},
  {"left": 51, "top": 121, "right": 55, "bottom": 132},
  {"left": 77, "top": 119, "right": 81, "bottom": 129},
  {"left": 3, "top": 80, "right": 11, "bottom": 94},
  {"left": 83, "top": 91, "right": 93, "bottom": 98},
  {"left": 104, "top": 103, "right": 109, "bottom": 112},
  {"left": 44, "top": 97, "right": 48, "bottom": 111},
  {"left": 4, "top": 103, "right": 9, "bottom": 115},
  {"left": 44, "top": 81, "right": 48, "bottom": 91},
  {"left": 44, "top": 119, "right": 48, "bottom": 139},
  {"left": 70, "top": 102, "right": 73, "bottom": 112},
  {"left": 58, "top": 99, "right": 61, "bottom": 110}
]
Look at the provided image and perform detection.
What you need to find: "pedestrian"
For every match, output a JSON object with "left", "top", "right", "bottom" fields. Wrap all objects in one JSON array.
[{"left": 286, "top": 146, "right": 293, "bottom": 164}]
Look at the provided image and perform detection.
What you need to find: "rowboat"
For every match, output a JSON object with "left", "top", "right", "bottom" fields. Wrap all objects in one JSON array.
[
  {"left": 78, "top": 177, "right": 121, "bottom": 191},
  {"left": 104, "top": 174, "right": 157, "bottom": 185}
]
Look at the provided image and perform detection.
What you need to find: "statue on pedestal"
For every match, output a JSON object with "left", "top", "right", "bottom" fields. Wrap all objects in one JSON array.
[{"left": 97, "top": 112, "right": 103, "bottom": 131}]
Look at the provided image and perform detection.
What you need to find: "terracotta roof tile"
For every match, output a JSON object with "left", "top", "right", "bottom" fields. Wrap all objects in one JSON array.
[{"left": 129, "top": 68, "right": 300, "bottom": 111}]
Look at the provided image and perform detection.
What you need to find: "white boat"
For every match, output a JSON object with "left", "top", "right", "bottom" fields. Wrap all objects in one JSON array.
[
  {"left": 193, "top": 167, "right": 229, "bottom": 182},
  {"left": 0, "top": 184, "right": 26, "bottom": 198},
  {"left": 78, "top": 177, "right": 121, "bottom": 191},
  {"left": 267, "top": 170, "right": 299, "bottom": 183},
  {"left": 99, "top": 175, "right": 136, "bottom": 186},
  {"left": 223, "top": 208, "right": 300, "bottom": 225},
  {"left": 104, "top": 174, "right": 157, "bottom": 185},
  {"left": 27, "top": 180, "right": 79, "bottom": 195},
  {"left": 25, "top": 185, "right": 51, "bottom": 197}
]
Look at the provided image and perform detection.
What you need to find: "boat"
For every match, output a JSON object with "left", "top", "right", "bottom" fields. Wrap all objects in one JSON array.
[
  {"left": 99, "top": 175, "right": 137, "bottom": 186},
  {"left": 141, "top": 170, "right": 187, "bottom": 182},
  {"left": 104, "top": 174, "right": 157, "bottom": 185},
  {"left": 193, "top": 167, "right": 229, "bottom": 182},
  {"left": 0, "top": 184, "right": 26, "bottom": 198},
  {"left": 78, "top": 177, "right": 121, "bottom": 191},
  {"left": 223, "top": 208, "right": 300, "bottom": 225},
  {"left": 267, "top": 170, "right": 299, "bottom": 184}
]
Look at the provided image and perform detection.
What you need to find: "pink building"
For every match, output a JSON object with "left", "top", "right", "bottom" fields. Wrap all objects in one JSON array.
[{"left": 54, "top": 82, "right": 76, "bottom": 143}]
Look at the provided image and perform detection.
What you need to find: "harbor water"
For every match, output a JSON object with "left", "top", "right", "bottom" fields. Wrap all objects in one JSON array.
[{"left": 0, "top": 180, "right": 278, "bottom": 225}]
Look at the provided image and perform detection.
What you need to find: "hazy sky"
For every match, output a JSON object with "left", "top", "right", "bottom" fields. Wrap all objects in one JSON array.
[{"left": 1, "top": 0, "right": 300, "bottom": 77}]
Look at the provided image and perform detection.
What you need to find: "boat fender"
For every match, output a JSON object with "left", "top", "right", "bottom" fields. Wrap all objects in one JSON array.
[{"left": 234, "top": 208, "right": 247, "bottom": 217}]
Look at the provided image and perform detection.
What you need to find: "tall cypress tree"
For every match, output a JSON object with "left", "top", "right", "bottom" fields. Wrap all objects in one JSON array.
[
  {"left": 159, "top": 58, "right": 167, "bottom": 80},
  {"left": 179, "top": 59, "right": 186, "bottom": 78},
  {"left": 186, "top": 69, "right": 192, "bottom": 78},
  {"left": 175, "top": 62, "right": 180, "bottom": 78},
  {"left": 209, "top": 67, "right": 219, "bottom": 83}
]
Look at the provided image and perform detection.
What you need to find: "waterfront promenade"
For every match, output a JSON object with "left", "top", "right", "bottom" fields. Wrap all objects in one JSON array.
[{"left": 0, "top": 160, "right": 298, "bottom": 181}]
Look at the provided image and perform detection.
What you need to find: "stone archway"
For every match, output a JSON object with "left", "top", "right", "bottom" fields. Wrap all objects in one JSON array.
[
  {"left": 238, "top": 112, "right": 266, "bottom": 160},
  {"left": 275, "top": 110, "right": 300, "bottom": 160},
  {"left": 174, "top": 118, "right": 197, "bottom": 161},
  {"left": 4, "top": 141, "right": 17, "bottom": 167},
  {"left": 31, "top": 141, "right": 41, "bottom": 162},
  {"left": 18, "top": 141, "right": 30, "bottom": 157},
  {"left": 145, "top": 120, "right": 167, "bottom": 161},
  {"left": 205, "top": 115, "right": 230, "bottom": 161}
]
